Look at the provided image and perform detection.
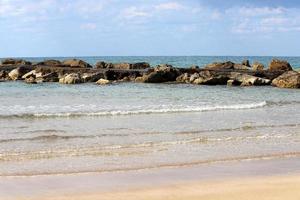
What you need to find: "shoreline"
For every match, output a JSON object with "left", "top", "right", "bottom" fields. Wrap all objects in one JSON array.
[{"left": 1, "top": 157, "right": 300, "bottom": 199}]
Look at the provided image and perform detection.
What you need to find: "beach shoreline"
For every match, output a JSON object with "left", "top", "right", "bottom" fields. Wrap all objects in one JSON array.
[{"left": 1, "top": 157, "right": 299, "bottom": 200}]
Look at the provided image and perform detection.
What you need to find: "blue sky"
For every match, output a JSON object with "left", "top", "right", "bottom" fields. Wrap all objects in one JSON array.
[{"left": 0, "top": 0, "right": 300, "bottom": 57}]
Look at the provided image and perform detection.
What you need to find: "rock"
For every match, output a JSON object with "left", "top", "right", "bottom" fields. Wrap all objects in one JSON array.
[
  {"left": 193, "top": 71, "right": 229, "bottom": 85},
  {"left": 36, "top": 72, "right": 59, "bottom": 82},
  {"left": 81, "top": 72, "right": 103, "bottom": 82},
  {"left": 204, "top": 61, "right": 250, "bottom": 70},
  {"left": 95, "top": 61, "right": 113, "bottom": 69},
  {"left": 0, "top": 70, "right": 8, "bottom": 80},
  {"left": 242, "top": 60, "right": 251, "bottom": 67},
  {"left": 95, "top": 62, "right": 150, "bottom": 70},
  {"left": 22, "top": 70, "right": 37, "bottom": 79},
  {"left": 176, "top": 73, "right": 190, "bottom": 83},
  {"left": 1, "top": 58, "right": 31, "bottom": 66},
  {"left": 189, "top": 73, "right": 200, "bottom": 83},
  {"left": 141, "top": 64, "right": 180, "bottom": 83},
  {"left": 59, "top": 73, "right": 82, "bottom": 84},
  {"left": 96, "top": 78, "right": 110, "bottom": 85},
  {"left": 227, "top": 79, "right": 241, "bottom": 86},
  {"left": 271, "top": 71, "right": 300, "bottom": 88},
  {"left": 62, "top": 59, "right": 92, "bottom": 68},
  {"left": 25, "top": 76, "right": 37, "bottom": 84},
  {"left": 135, "top": 76, "right": 144, "bottom": 82},
  {"left": 230, "top": 72, "right": 271, "bottom": 86},
  {"left": 35, "top": 60, "right": 62, "bottom": 66},
  {"left": 8, "top": 67, "right": 30, "bottom": 80},
  {"left": 253, "top": 62, "right": 264, "bottom": 71},
  {"left": 131, "top": 62, "right": 150, "bottom": 69},
  {"left": 204, "top": 61, "right": 235, "bottom": 70},
  {"left": 269, "top": 59, "right": 292, "bottom": 71}
]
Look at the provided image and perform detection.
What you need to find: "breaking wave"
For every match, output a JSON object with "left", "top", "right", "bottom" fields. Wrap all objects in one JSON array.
[{"left": 0, "top": 102, "right": 268, "bottom": 118}]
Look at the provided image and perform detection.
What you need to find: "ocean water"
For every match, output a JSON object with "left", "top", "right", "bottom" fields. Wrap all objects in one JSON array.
[{"left": 0, "top": 56, "right": 300, "bottom": 176}]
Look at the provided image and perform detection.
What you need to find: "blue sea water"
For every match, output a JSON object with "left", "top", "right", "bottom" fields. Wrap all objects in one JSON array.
[
  {"left": 1, "top": 56, "right": 300, "bottom": 69},
  {"left": 0, "top": 56, "right": 300, "bottom": 176}
]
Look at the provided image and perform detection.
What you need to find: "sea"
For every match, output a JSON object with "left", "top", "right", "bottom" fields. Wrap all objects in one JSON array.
[{"left": 0, "top": 56, "right": 300, "bottom": 176}]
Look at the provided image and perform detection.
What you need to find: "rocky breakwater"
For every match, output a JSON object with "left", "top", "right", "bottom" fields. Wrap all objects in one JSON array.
[{"left": 0, "top": 58, "right": 299, "bottom": 89}]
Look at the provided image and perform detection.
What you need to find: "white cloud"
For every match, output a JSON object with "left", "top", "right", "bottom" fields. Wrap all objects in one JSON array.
[
  {"left": 80, "top": 23, "right": 97, "bottom": 30},
  {"left": 155, "top": 2, "right": 185, "bottom": 11},
  {"left": 60, "top": 0, "right": 104, "bottom": 16},
  {"left": 0, "top": 0, "right": 55, "bottom": 17},
  {"left": 227, "top": 6, "right": 300, "bottom": 34},
  {"left": 120, "top": 6, "right": 150, "bottom": 19}
]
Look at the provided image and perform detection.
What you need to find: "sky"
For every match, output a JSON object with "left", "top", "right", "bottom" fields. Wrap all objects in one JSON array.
[{"left": 0, "top": 0, "right": 300, "bottom": 57}]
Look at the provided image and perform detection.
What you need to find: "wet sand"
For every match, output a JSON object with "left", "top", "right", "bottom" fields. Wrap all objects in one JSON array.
[{"left": 1, "top": 157, "right": 300, "bottom": 200}]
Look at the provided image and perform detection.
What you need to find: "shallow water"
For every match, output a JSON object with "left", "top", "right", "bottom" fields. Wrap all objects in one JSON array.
[{"left": 0, "top": 79, "right": 299, "bottom": 176}]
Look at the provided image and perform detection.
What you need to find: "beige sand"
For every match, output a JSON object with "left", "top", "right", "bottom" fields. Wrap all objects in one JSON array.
[{"left": 25, "top": 174, "right": 300, "bottom": 200}]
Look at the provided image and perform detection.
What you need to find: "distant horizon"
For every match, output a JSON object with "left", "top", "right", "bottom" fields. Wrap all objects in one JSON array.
[{"left": 1, "top": 55, "right": 300, "bottom": 59}]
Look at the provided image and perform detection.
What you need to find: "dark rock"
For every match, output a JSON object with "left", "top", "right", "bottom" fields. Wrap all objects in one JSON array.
[
  {"left": 81, "top": 72, "right": 104, "bottom": 82},
  {"left": 269, "top": 59, "right": 292, "bottom": 71},
  {"left": 271, "top": 71, "right": 300, "bottom": 88},
  {"left": 25, "top": 76, "right": 37, "bottom": 84},
  {"left": 204, "top": 61, "right": 250, "bottom": 70},
  {"left": 227, "top": 79, "right": 241, "bottom": 86},
  {"left": 193, "top": 71, "right": 229, "bottom": 85},
  {"left": 96, "top": 62, "right": 150, "bottom": 70},
  {"left": 141, "top": 64, "right": 180, "bottom": 83},
  {"left": 35, "top": 60, "right": 62, "bottom": 66},
  {"left": 242, "top": 60, "right": 251, "bottom": 67},
  {"left": 1, "top": 58, "right": 31, "bottom": 66},
  {"left": 95, "top": 61, "right": 113, "bottom": 69},
  {"left": 62, "top": 59, "right": 92, "bottom": 68},
  {"left": 0, "top": 70, "right": 8, "bottom": 80}
]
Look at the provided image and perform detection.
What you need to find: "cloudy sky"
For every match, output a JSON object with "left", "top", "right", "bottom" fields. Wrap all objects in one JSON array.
[{"left": 0, "top": 0, "right": 300, "bottom": 57}]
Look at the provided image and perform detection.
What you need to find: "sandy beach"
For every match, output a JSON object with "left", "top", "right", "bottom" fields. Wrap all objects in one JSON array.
[
  {"left": 3, "top": 174, "right": 300, "bottom": 200},
  {"left": 42, "top": 175, "right": 300, "bottom": 200},
  {"left": 1, "top": 158, "right": 300, "bottom": 200}
]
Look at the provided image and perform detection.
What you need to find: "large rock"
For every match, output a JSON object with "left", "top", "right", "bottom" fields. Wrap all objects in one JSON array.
[
  {"left": 95, "top": 62, "right": 150, "bottom": 70},
  {"left": 81, "top": 72, "right": 103, "bottom": 82},
  {"left": 35, "top": 60, "right": 62, "bottom": 66},
  {"left": 176, "top": 73, "right": 190, "bottom": 83},
  {"left": 140, "top": 64, "right": 180, "bottom": 83},
  {"left": 193, "top": 71, "right": 229, "bottom": 85},
  {"left": 230, "top": 72, "right": 271, "bottom": 86},
  {"left": 22, "top": 70, "right": 59, "bottom": 83},
  {"left": 8, "top": 67, "right": 30, "bottom": 80},
  {"left": 252, "top": 62, "right": 264, "bottom": 71},
  {"left": 1, "top": 58, "right": 31, "bottom": 66},
  {"left": 271, "top": 71, "right": 300, "bottom": 88},
  {"left": 0, "top": 70, "right": 8, "bottom": 80},
  {"left": 59, "top": 73, "right": 82, "bottom": 84},
  {"left": 62, "top": 59, "right": 92, "bottom": 68},
  {"left": 96, "top": 78, "right": 110, "bottom": 85},
  {"left": 95, "top": 61, "right": 114, "bottom": 69},
  {"left": 37, "top": 72, "right": 59, "bottom": 82},
  {"left": 269, "top": 59, "right": 292, "bottom": 71},
  {"left": 204, "top": 61, "right": 250, "bottom": 71}
]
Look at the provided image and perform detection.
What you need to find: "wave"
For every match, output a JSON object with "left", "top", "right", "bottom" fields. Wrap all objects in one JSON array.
[
  {"left": 2, "top": 151, "right": 300, "bottom": 177},
  {"left": 0, "top": 101, "right": 267, "bottom": 118}
]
